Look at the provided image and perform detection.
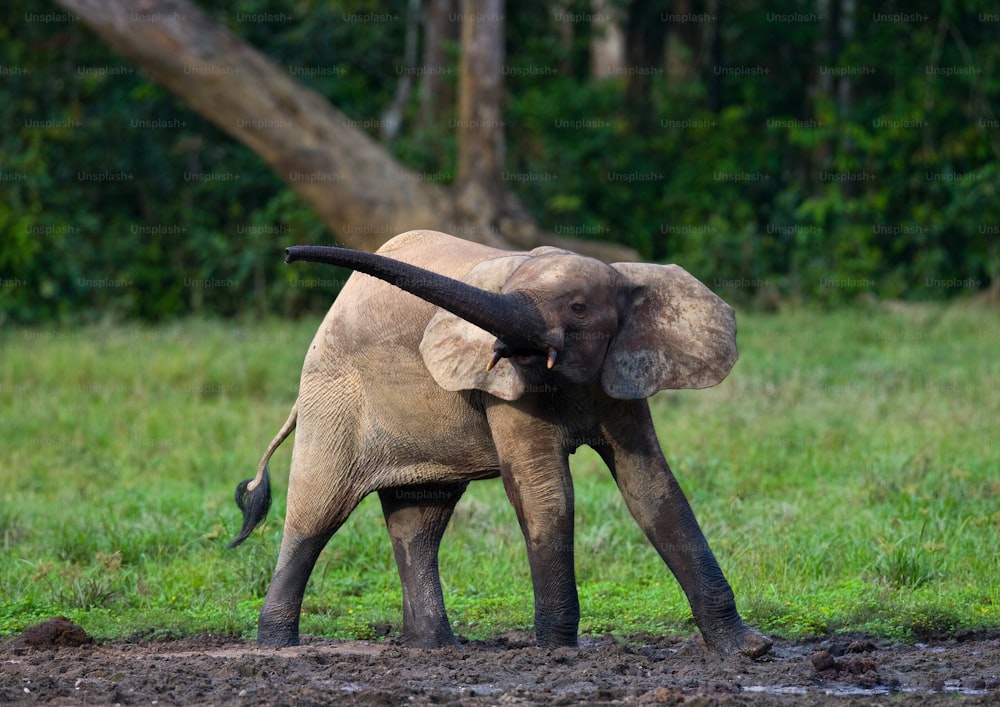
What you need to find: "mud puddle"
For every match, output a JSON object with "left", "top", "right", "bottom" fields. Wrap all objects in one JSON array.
[{"left": 2, "top": 618, "right": 999, "bottom": 704}]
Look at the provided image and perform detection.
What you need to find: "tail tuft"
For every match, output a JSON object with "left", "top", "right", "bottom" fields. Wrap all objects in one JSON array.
[{"left": 227, "top": 464, "right": 272, "bottom": 549}]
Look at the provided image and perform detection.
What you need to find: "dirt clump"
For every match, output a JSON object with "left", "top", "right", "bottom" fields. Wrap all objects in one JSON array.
[
  {"left": 2, "top": 625, "right": 999, "bottom": 705},
  {"left": 810, "top": 640, "right": 878, "bottom": 683},
  {"left": 11, "top": 616, "right": 93, "bottom": 649}
]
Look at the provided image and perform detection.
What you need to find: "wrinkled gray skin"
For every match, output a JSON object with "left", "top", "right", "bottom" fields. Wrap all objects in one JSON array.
[{"left": 230, "top": 230, "right": 771, "bottom": 659}]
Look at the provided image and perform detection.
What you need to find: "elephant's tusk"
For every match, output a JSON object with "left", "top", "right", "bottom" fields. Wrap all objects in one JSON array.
[{"left": 486, "top": 347, "right": 557, "bottom": 370}]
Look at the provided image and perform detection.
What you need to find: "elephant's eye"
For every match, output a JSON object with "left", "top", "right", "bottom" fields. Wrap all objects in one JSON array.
[{"left": 570, "top": 301, "right": 587, "bottom": 314}]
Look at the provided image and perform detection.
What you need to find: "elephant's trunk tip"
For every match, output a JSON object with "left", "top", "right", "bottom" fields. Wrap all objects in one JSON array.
[{"left": 285, "top": 245, "right": 320, "bottom": 264}]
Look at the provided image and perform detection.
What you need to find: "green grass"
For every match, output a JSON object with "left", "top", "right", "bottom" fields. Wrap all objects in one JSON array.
[{"left": 1, "top": 305, "right": 998, "bottom": 643}]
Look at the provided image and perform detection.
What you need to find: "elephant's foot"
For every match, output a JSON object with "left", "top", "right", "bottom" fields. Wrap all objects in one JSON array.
[
  {"left": 535, "top": 632, "right": 579, "bottom": 649},
  {"left": 533, "top": 606, "right": 581, "bottom": 648},
  {"left": 256, "top": 615, "right": 300, "bottom": 648},
  {"left": 397, "top": 610, "right": 459, "bottom": 648},
  {"left": 703, "top": 622, "right": 772, "bottom": 659},
  {"left": 398, "top": 631, "right": 459, "bottom": 649},
  {"left": 398, "top": 617, "right": 458, "bottom": 648}
]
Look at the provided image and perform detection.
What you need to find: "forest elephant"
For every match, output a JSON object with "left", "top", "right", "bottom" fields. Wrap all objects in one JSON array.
[{"left": 229, "top": 229, "right": 771, "bottom": 658}]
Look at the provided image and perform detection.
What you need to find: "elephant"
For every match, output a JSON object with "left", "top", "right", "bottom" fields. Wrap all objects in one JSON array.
[{"left": 229, "top": 229, "right": 771, "bottom": 658}]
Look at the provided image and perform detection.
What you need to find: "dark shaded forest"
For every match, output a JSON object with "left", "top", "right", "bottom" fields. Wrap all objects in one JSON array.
[{"left": 2, "top": 0, "right": 998, "bottom": 323}]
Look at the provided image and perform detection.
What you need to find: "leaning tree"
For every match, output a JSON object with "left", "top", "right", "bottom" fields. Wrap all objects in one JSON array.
[{"left": 55, "top": 0, "right": 635, "bottom": 261}]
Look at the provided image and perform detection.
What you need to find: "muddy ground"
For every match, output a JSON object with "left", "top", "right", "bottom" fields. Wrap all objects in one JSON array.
[{"left": 2, "top": 618, "right": 999, "bottom": 705}]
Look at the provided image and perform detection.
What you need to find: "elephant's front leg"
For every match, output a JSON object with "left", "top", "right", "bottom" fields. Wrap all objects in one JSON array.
[
  {"left": 597, "top": 398, "right": 771, "bottom": 658},
  {"left": 378, "top": 482, "right": 467, "bottom": 647},
  {"left": 487, "top": 402, "right": 579, "bottom": 648}
]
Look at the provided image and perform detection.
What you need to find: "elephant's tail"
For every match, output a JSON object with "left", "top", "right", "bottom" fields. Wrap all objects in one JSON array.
[{"left": 227, "top": 402, "right": 298, "bottom": 549}]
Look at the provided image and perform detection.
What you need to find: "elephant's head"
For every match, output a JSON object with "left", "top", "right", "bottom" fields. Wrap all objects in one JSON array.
[{"left": 285, "top": 243, "right": 737, "bottom": 401}]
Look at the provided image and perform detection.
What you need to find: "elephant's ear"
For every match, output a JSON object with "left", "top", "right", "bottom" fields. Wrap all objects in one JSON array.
[
  {"left": 419, "top": 255, "right": 531, "bottom": 401},
  {"left": 602, "top": 263, "right": 738, "bottom": 400}
]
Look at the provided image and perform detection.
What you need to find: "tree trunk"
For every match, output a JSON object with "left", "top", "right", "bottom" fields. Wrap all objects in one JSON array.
[
  {"left": 624, "top": 0, "right": 670, "bottom": 135},
  {"left": 706, "top": 0, "right": 723, "bottom": 112},
  {"left": 453, "top": 0, "right": 558, "bottom": 250},
  {"left": 664, "top": 0, "right": 704, "bottom": 85},
  {"left": 53, "top": 0, "right": 637, "bottom": 261},
  {"left": 454, "top": 0, "right": 515, "bottom": 240},
  {"left": 590, "top": 0, "right": 626, "bottom": 79},
  {"left": 420, "top": 0, "right": 458, "bottom": 130},
  {"left": 382, "top": 0, "right": 422, "bottom": 142}
]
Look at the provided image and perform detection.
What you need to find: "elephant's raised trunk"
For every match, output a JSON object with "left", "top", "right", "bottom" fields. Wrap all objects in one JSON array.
[{"left": 285, "top": 245, "right": 552, "bottom": 362}]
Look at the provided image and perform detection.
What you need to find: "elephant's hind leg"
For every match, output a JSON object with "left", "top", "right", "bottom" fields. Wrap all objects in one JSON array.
[
  {"left": 379, "top": 482, "right": 468, "bottom": 647},
  {"left": 257, "top": 446, "right": 364, "bottom": 647},
  {"left": 258, "top": 527, "right": 344, "bottom": 647}
]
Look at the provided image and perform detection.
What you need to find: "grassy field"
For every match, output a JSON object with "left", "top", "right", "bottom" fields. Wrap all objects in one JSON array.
[{"left": 1, "top": 304, "right": 998, "bottom": 643}]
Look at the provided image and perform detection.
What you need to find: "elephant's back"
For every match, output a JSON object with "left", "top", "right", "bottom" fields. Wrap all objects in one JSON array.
[
  {"left": 328, "top": 231, "right": 514, "bottom": 353},
  {"left": 302, "top": 230, "right": 512, "bottom": 380},
  {"left": 375, "top": 230, "right": 513, "bottom": 277}
]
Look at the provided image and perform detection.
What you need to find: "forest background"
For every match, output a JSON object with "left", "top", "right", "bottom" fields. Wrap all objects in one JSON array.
[{"left": 1, "top": 0, "right": 998, "bottom": 323}]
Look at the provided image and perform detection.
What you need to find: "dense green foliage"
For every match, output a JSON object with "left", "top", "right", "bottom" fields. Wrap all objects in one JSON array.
[
  {"left": 2, "top": 307, "right": 998, "bottom": 641},
  {"left": 2, "top": 1, "right": 998, "bottom": 323}
]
